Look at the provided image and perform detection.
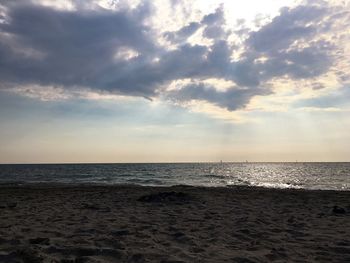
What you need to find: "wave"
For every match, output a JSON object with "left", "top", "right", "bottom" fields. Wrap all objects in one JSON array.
[
  {"left": 202, "top": 174, "right": 227, "bottom": 179},
  {"left": 126, "top": 178, "right": 167, "bottom": 186},
  {"left": 251, "top": 182, "right": 302, "bottom": 189}
]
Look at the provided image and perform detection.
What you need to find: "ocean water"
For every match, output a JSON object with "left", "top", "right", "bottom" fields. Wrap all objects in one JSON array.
[{"left": 0, "top": 162, "right": 349, "bottom": 190}]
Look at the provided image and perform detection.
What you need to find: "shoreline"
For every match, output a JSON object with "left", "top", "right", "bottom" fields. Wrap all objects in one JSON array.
[
  {"left": 1, "top": 185, "right": 350, "bottom": 262},
  {"left": 1, "top": 182, "right": 350, "bottom": 192}
]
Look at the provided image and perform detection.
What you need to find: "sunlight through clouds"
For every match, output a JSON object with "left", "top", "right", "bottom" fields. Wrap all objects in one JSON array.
[
  {"left": 1, "top": 0, "right": 350, "bottom": 162},
  {"left": 0, "top": 0, "right": 348, "bottom": 120}
]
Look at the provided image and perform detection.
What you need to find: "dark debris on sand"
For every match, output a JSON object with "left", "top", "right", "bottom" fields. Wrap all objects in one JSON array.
[
  {"left": 15, "top": 248, "right": 43, "bottom": 263},
  {"left": 332, "top": 205, "right": 347, "bottom": 215},
  {"left": 29, "top": 237, "right": 50, "bottom": 245},
  {"left": 0, "top": 202, "right": 17, "bottom": 209},
  {"left": 137, "top": 191, "right": 192, "bottom": 204}
]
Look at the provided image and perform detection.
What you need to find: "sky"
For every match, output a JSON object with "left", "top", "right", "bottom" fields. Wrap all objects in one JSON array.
[{"left": 0, "top": 0, "right": 350, "bottom": 163}]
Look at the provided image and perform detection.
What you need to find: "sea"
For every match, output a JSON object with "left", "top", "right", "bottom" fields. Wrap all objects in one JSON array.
[{"left": 0, "top": 162, "right": 349, "bottom": 190}]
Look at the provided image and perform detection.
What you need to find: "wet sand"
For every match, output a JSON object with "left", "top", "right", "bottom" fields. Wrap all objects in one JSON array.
[{"left": 0, "top": 185, "right": 349, "bottom": 262}]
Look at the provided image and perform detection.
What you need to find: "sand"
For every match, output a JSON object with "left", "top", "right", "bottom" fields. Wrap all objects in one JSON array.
[{"left": 0, "top": 184, "right": 349, "bottom": 262}]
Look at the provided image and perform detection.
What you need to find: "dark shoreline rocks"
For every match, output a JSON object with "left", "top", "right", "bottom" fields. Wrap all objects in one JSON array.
[{"left": 137, "top": 191, "right": 192, "bottom": 204}]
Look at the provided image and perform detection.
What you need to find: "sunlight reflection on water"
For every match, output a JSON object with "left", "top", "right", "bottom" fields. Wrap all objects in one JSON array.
[{"left": 0, "top": 162, "right": 349, "bottom": 190}]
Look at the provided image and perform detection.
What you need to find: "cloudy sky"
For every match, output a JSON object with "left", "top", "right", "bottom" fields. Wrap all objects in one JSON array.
[{"left": 0, "top": 0, "right": 349, "bottom": 163}]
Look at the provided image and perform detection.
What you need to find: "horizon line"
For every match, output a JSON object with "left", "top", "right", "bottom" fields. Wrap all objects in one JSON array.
[{"left": 1, "top": 161, "right": 350, "bottom": 165}]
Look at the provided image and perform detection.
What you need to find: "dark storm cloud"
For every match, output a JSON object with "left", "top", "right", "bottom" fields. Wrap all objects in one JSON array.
[
  {"left": 163, "top": 22, "right": 201, "bottom": 43},
  {"left": 163, "top": 6, "right": 226, "bottom": 43},
  {"left": 0, "top": 1, "right": 345, "bottom": 111},
  {"left": 0, "top": 1, "right": 158, "bottom": 95},
  {"left": 240, "top": 4, "right": 338, "bottom": 84},
  {"left": 168, "top": 83, "right": 270, "bottom": 111},
  {"left": 201, "top": 6, "right": 227, "bottom": 40},
  {"left": 247, "top": 5, "right": 326, "bottom": 53}
]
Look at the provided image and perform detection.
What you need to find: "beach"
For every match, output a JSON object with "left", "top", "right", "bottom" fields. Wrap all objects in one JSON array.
[{"left": 0, "top": 185, "right": 349, "bottom": 262}]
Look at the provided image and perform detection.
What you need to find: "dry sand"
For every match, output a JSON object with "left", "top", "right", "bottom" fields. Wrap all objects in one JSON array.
[{"left": 0, "top": 185, "right": 349, "bottom": 262}]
